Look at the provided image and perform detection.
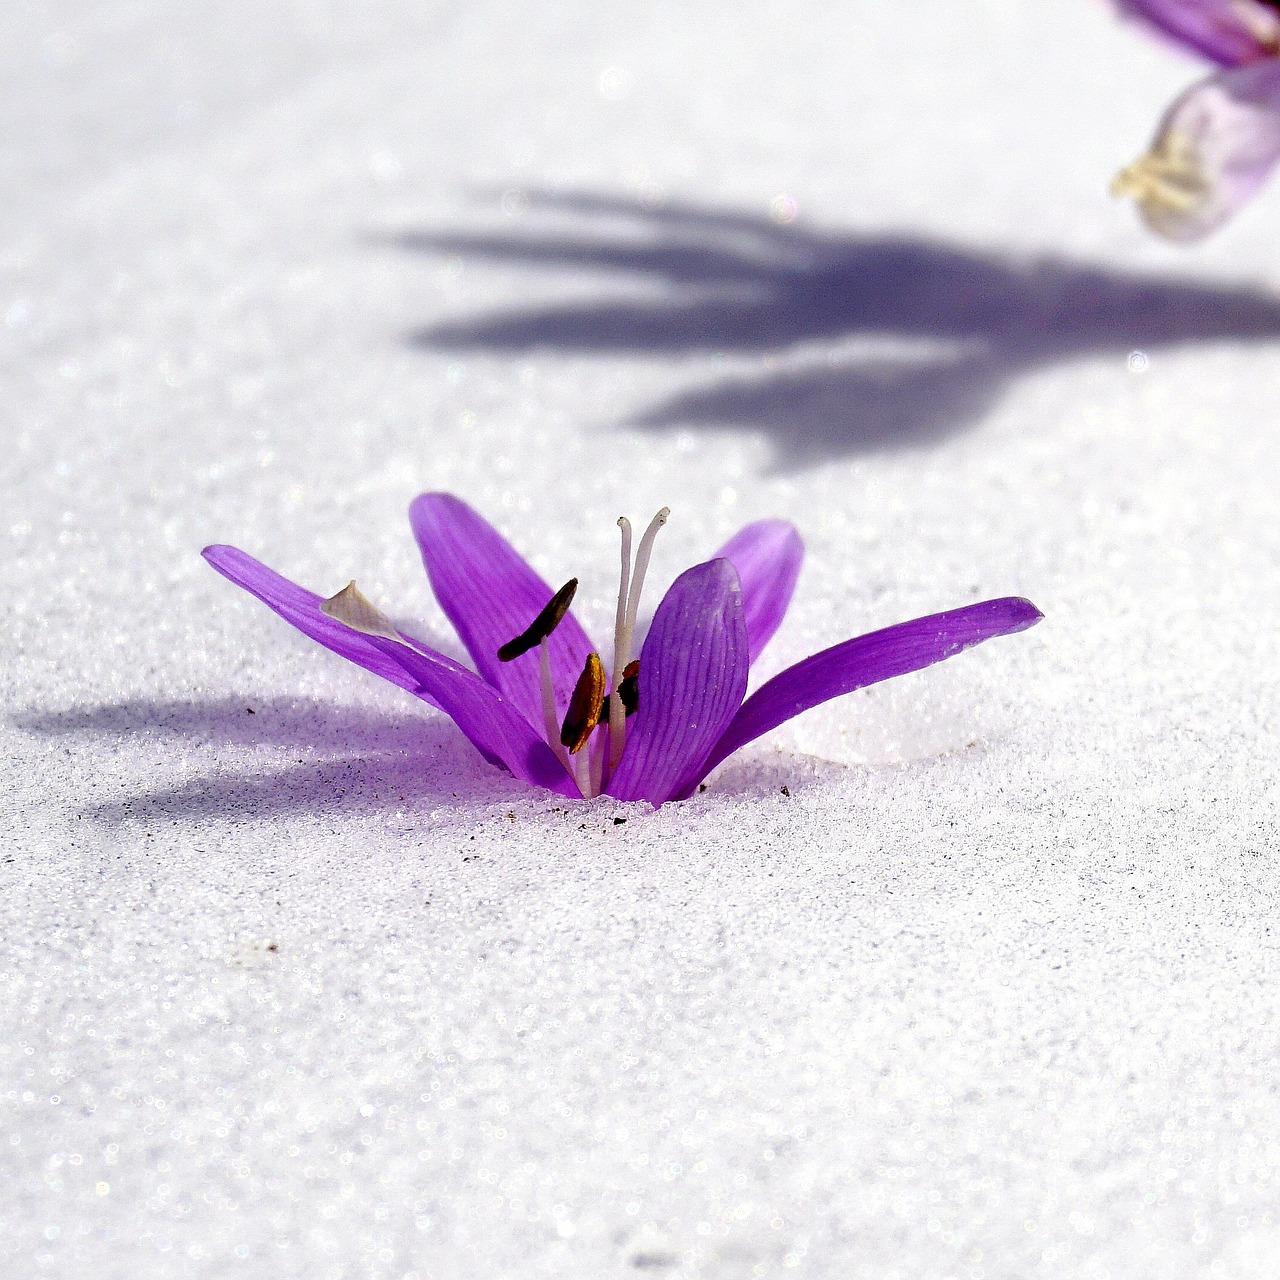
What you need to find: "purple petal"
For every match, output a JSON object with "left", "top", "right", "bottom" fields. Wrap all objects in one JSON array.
[
  {"left": 409, "top": 493, "right": 597, "bottom": 733},
  {"left": 1114, "top": 1, "right": 1279, "bottom": 68},
  {"left": 715, "top": 519, "right": 804, "bottom": 664},
  {"left": 203, "top": 544, "right": 441, "bottom": 698},
  {"left": 1117, "top": 61, "right": 1280, "bottom": 241},
  {"left": 677, "top": 597, "right": 1043, "bottom": 796},
  {"left": 606, "top": 559, "right": 749, "bottom": 805},
  {"left": 203, "top": 544, "right": 575, "bottom": 795},
  {"left": 353, "top": 634, "right": 578, "bottom": 796}
]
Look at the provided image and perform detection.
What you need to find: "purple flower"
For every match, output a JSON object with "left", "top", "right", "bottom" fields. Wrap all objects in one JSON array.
[
  {"left": 203, "top": 495, "right": 1042, "bottom": 806},
  {"left": 1118, "top": 0, "right": 1280, "bottom": 67},
  {"left": 1113, "top": 2, "right": 1280, "bottom": 239}
]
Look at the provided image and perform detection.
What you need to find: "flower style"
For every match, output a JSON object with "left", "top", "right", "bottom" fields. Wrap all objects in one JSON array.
[
  {"left": 1113, "top": 1, "right": 1280, "bottom": 239},
  {"left": 203, "top": 495, "right": 1042, "bottom": 805}
]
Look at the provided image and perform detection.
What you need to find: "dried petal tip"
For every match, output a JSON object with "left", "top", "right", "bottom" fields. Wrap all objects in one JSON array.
[
  {"left": 560, "top": 651, "right": 605, "bottom": 754},
  {"left": 319, "top": 581, "right": 402, "bottom": 640},
  {"left": 497, "top": 578, "right": 579, "bottom": 662}
]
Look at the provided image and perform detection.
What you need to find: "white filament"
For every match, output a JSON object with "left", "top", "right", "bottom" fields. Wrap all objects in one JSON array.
[
  {"left": 588, "top": 727, "right": 605, "bottom": 798},
  {"left": 538, "top": 639, "right": 573, "bottom": 777},
  {"left": 571, "top": 737, "right": 593, "bottom": 798}
]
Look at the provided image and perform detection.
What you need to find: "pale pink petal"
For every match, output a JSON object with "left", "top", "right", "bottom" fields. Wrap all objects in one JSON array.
[{"left": 1115, "top": 60, "right": 1280, "bottom": 240}]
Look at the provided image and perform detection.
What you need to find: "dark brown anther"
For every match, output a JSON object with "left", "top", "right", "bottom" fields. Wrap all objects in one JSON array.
[
  {"left": 600, "top": 659, "right": 641, "bottom": 721},
  {"left": 617, "top": 660, "right": 640, "bottom": 716},
  {"left": 560, "top": 652, "right": 605, "bottom": 754},
  {"left": 497, "top": 578, "right": 578, "bottom": 661}
]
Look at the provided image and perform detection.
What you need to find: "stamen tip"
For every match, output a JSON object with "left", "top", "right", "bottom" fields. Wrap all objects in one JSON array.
[{"left": 497, "top": 577, "right": 579, "bottom": 661}]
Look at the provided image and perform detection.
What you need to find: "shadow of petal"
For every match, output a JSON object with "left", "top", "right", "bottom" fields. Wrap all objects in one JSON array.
[
  {"left": 17, "top": 696, "right": 440, "bottom": 754},
  {"left": 391, "top": 191, "right": 1280, "bottom": 462},
  {"left": 637, "top": 350, "right": 1008, "bottom": 463},
  {"left": 16, "top": 696, "right": 529, "bottom": 822},
  {"left": 87, "top": 748, "right": 514, "bottom": 825}
]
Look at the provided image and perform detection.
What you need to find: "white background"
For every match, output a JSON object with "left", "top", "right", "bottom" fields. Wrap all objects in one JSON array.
[{"left": 4, "top": 1, "right": 1279, "bottom": 1276}]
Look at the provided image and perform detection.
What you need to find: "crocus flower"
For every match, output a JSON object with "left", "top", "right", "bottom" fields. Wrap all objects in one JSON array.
[
  {"left": 203, "top": 495, "right": 1042, "bottom": 805},
  {"left": 1113, "top": 1, "right": 1280, "bottom": 239}
]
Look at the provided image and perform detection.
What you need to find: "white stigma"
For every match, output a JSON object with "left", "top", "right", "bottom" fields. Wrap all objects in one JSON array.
[{"left": 608, "top": 507, "right": 669, "bottom": 769}]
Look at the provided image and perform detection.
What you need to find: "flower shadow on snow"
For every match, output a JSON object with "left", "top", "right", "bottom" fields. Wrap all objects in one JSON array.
[
  {"left": 18, "top": 697, "right": 522, "bottom": 823},
  {"left": 395, "top": 190, "right": 1280, "bottom": 466}
]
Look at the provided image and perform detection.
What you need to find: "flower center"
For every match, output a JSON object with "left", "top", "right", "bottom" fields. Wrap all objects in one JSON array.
[
  {"left": 1111, "top": 127, "right": 1211, "bottom": 227},
  {"left": 496, "top": 507, "right": 669, "bottom": 799}
]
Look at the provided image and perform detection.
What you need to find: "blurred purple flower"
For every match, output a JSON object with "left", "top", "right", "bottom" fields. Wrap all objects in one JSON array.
[
  {"left": 204, "top": 495, "right": 1041, "bottom": 805},
  {"left": 1118, "top": 0, "right": 1280, "bottom": 66},
  {"left": 1114, "top": 1, "right": 1280, "bottom": 239}
]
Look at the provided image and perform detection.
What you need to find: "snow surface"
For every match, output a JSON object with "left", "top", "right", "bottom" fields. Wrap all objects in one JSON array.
[{"left": 4, "top": 1, "right": 1280, "bottom": 1276}]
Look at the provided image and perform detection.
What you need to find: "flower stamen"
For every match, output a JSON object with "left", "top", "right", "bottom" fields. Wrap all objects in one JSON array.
[
  {"left": 588, "top": 724, "right": 606, "bottom": 797},
  {"left": 537, "top": 639, "right": 570, "bottom": 773},
  {"left": 601, "top": 660, "right": 640, "bottom": 721},
  {"left": 608, "top": 518, "right": 633, "bottom": 772},
  {"left": 560, "top": 651, "right": 605, "bottom": 757},
  {"left": 496, "top": 580, "right": 581, "bottom": 777},
  {"left": 497, "top": 578, "right": 578, "bottom": 661}
]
